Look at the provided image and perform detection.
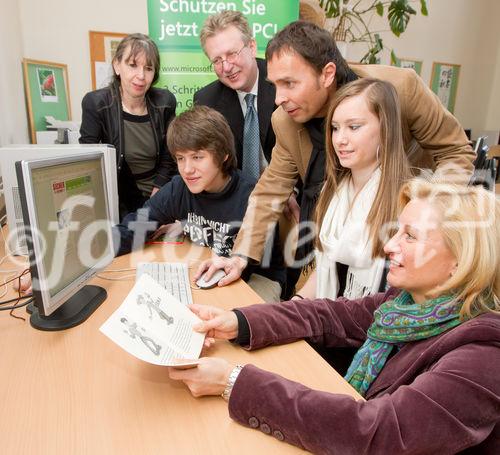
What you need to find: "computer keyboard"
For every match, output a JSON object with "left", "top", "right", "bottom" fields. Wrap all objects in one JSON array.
[{"left": 136, "top": 262, "right": 193, "bottom": 306}]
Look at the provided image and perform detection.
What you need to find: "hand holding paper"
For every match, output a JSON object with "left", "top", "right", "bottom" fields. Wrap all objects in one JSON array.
[
  {"left": 100, "top": 274, "right": 205, "bottom": 366},
  {"left": 168, "top": 357, "right": 236, "bottom": 397},
  {"left": 190, "top": 303, "right": 239, "bottom": 340}
]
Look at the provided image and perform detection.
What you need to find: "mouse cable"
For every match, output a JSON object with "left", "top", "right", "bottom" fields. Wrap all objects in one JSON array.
[
  {"left": 0, "top": 296, "right": 34, "bottom": 311},
  {"left": 0, "top": 294, "right": 33, "bottom": 306}
]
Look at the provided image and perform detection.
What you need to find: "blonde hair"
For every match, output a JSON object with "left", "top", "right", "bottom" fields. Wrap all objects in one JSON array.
[
  {"left": 400, "top": 179, "right": 500, "bottom": 319},
  {"left": 200, "top": 10, "right": 253, "bottom": 54},
  {"left": 315, "top": 78, "right": 411, "bottom": 258}
]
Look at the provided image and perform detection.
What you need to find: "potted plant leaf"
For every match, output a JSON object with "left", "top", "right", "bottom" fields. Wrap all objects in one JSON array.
[{"left": 318, "top": 0, "right": 428, "bottom": 63}]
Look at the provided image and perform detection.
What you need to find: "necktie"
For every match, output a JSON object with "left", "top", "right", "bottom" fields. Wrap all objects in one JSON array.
[{"left": 242, "top": 93, "right": 260, "bottom": 182}]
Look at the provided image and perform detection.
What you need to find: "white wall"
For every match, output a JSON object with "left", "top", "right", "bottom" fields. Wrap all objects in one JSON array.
[
  {"left": 2, "top": 0, "right": 499, "bottom": 144},
  {"left": 0, "top": 0, "right": 29, "bottom": 145},
  {"left": 17, "top": 0, "right": 149, "bottom": 129},
  {"left": 338, "top": 0, "right": 500, "bottom": 137},
  {"left": 485, "top": 0, "right": 500, "bottom": 133}
]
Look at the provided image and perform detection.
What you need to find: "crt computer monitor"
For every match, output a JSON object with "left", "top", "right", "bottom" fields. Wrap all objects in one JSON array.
[{"left": 16, "top": 153, "right": 114, "bottom": 331}]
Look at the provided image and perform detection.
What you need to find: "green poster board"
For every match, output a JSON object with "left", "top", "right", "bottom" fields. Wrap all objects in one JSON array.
[
  {"left": 147, "top": 0, "right": 300, "bottom": 112},
  {"left": 22, "top": 59, "right": 72, "bottom": 143},
  {"left": 430, "top": 62, "right": 460, "bottom": 114},
  {"left": 390, "top": 56, "right": 422, "bottom": 76}
]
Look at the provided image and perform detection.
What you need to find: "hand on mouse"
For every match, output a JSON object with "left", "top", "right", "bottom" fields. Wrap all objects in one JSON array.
[
  {"left": 194, "top": 255, "right": 247, "bottom": 287},
  {"left": 195, "top": 269, "right": 226, "bottom": 290}
]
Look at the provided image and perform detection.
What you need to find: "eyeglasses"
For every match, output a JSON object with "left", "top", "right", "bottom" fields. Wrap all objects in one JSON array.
[{"left": 210, "top": 45, "right": 247, "bottom": 70}]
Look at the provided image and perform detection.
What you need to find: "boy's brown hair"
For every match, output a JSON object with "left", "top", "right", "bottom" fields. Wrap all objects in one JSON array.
[{"left": 166, "top": 105, "right": 237, "bottom": 175}]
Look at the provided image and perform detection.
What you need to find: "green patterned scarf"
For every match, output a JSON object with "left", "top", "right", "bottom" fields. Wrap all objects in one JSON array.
[{"left": 344, "top": 291, "right": 462, "bottom": 396}]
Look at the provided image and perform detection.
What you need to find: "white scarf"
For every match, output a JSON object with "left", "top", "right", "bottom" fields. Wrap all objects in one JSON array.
[{"left": 316, "top": 168, "right": 385, "bottom": 300}]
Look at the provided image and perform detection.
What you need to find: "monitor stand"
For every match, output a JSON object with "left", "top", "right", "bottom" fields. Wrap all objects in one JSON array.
[{"left": 29, "top": 285, "right": 107, "bottom": 331}]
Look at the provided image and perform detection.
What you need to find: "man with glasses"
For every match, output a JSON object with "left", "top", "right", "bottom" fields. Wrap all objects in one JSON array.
[{"left": 194, "top": 10, "right": 277, "bottom": 182}]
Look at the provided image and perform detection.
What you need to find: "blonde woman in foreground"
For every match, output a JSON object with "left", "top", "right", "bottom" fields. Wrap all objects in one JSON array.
[{"left": 169, "top": 179, "right": 500, "bottom": 454}]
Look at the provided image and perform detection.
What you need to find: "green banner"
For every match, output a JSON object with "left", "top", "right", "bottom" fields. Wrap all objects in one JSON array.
[{"left": 147, "top": 0, "right": 299, "bottom": 112}]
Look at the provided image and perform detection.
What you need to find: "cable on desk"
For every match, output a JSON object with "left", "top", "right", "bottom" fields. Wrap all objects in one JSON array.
[
  {"left": 0, "top": 297, "right": 33, "bottom": 311},
  {"left": 96, "top": 273, "right": 136, "bottom": 281},
  {"left": 0, "top": 268, "right": 30, "bottom": 297},
  {"left": 0, "top": 297, "right": 34, "bottom": 321},
  {"left": 0, "top": 258, "right": 24, "bottom": 274},
  {"left": 0, "top": 269, "right": 31, "bottom": 320},
  {"left": 102, "top": 267, "right": 136, "bottom": 272},
  {"left": 96, "top": 267, "right": 136, "bottom": 281},
  {"left": 0, "top": 273, "right": 18, "bottom": 299},
  {"left": 0, "top": 221, "right": 29, "bottom": 273},
  {"left": 0, "top": 294, "right": 33, "bottom": 306}
]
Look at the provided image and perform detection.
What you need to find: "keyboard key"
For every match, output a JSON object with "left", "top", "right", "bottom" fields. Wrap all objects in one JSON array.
[{"left": 136, "top": 262, "right": 193, "bottom": 306}]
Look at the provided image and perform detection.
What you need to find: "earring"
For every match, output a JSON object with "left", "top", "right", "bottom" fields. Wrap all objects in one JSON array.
[{"left": 376, "top": 145, "right": 380, "bottom": 163}]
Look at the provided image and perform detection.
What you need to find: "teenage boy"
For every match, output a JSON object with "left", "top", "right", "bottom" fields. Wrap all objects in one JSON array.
[{"left": 115, "top": 105, "right": 285, "bottom": 302}]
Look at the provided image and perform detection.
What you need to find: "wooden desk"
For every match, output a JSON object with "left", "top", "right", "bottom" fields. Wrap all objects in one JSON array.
[{"left": 0, "top": 242, "right": 361, "bottom": 455}]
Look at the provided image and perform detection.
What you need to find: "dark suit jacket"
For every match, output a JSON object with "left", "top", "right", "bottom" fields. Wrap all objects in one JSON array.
[{"left": 193, "top": 58, "right": 276, "bottom": 168}]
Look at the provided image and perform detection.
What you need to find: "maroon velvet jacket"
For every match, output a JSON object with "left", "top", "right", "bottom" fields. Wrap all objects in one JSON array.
[{"left": 229, "top": 289, "right": 500, "bottom": 454}]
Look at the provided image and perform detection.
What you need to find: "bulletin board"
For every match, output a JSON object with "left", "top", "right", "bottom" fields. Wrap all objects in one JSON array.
[
  {"left": 89, "top": 30, "right": 127, "bottom": 90},
  {"left": 430, "top": 62, "right": 461, "bottom": 114},
  {"left": 22, "top": 59, "right": 72, "bottom": 144}
]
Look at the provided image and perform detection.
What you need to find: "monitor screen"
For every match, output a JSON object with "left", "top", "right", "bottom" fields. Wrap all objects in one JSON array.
[
  {"left": 0, "top": 144, "right": 119, "bottom": 256},
  {"left": 16, "top": 153, "right": 114, "bottom": 330}
]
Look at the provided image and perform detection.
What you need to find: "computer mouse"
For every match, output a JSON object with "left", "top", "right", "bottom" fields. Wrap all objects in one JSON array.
[{"left": 195, "top": 269, "right": 227, "bottom": 290}]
